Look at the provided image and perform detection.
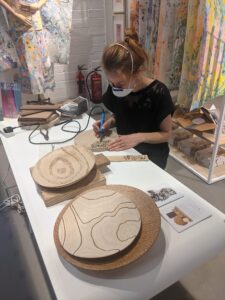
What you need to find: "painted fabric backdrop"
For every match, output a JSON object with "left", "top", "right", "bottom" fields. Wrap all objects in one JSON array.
[
  {"left": 129, "top": 0, "right": 225, "bottom": 111},
  {"left": 0, "top": 0, "right": 73, "bottom": 94},
  {"left": 6, "top": 0, "right": 55, "bottom": 94},
  {"left": 40, "top": 0, "right": 73, "bottom": 64},
  {"left": 177, "top": 0, "right": 225, "bottom": 110},
  {"left": 0, "top": 8, "right": 19, "bottom": 71}
]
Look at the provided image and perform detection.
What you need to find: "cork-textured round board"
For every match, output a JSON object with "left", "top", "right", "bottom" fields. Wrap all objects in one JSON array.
[{"left": 54, "top": 185, "right": 161, "bottom": 271}]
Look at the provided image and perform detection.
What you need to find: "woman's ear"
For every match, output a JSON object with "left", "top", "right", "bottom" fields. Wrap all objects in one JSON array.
[
  {"left": 133, "top": 67, "right": 144, "bottom": 79},
  {"left": 138, "top": 65, "right": 145, "bottom": 72}
]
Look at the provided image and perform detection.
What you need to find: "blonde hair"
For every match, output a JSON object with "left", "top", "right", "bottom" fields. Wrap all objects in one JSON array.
[{"left": 102, "top": 28, "right": 149, "bottom": 75}]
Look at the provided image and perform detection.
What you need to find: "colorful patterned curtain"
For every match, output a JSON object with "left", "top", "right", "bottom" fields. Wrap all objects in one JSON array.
[
  {"left": 0, "top": 8, "right": 19, "bottom": 71},
  {"left": 177, "top": 0, "right": 225, "bottom": 110},
  {"left": 128, "top": 0, "right": 225, "bottom": 111},
  {"left": 0, "top": 0, "right": 73, "bottom": 94}
]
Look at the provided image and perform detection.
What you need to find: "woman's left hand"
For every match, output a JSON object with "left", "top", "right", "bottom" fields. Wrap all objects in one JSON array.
[{"left": 107, "top": 134, "right": 141, "bottom": 151}]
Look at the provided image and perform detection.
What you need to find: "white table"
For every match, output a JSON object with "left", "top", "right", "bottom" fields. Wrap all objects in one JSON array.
[{"left": 1, "top": 114, "right": 225, "bottom": 300}]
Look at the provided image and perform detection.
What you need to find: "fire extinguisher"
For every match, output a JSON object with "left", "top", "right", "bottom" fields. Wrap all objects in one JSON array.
[
  {"left": 86, "top": 66, "right": 102, "bottom": 104},
  {"left": 76, "top": 65, "right": 87, "bottom": 98}
]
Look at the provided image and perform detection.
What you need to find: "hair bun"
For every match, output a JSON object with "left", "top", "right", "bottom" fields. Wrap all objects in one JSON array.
[{"left": 124, "top": 28, "right": 139, "bottom": 44}]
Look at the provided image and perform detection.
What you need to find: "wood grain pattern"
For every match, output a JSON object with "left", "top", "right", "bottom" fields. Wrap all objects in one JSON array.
[
  {"left": 54, "top": 185, "right": 161, "bottom": 271},
  {"left": 21, "top": 104, "right": 61, "bottom": 110},
  {"left": 58, "top": 188, "right": 141, "bottom": 258},
  {"left": 38, "top": 167, "right": 106, "bottom": 207},
  {"left": 107, "top": 155, "right": 149, "bottom": 162},
  {"left": 32, "top": 145, "right": 95, "bottom": 188},
  {"left": 94, "top": 154, "right": 110, "bottom": 168},
  {"left": 18, "top": 111, "right": 54, "bottom": 122},
  {"left": 75, "top": 129, "right": 118, "bottom": 152}
]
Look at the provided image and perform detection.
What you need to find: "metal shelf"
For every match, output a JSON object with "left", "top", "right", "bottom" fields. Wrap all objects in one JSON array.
[
  {"left": 169, "top": 145, "right": 225, "bottom": 184},
  {"left": 170, "top": 95, "right": 225, "bottom": 184}
]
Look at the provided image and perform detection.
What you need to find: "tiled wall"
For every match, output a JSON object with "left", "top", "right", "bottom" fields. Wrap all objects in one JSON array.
[{"left": 0, "top": 0, "right": 112, "bottom": 104}]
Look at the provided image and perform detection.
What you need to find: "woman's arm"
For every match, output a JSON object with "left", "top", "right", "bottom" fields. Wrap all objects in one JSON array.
[
  {"left": 136, "top": 114, "right": 172, "bottom": 144},
  {"left": 107, "top": 114, "right": 172, "bottom": 151},
  {"left": 0, "top": 0, "right": 32, "bottom": 26}
]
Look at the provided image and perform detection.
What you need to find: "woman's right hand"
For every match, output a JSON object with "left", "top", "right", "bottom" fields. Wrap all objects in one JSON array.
[{"left": 92, "top": 117, "right": 115, "bottom": 137}]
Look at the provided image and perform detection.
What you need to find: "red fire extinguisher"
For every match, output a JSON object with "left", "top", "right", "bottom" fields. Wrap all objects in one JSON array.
[
  {"left": 91, "top": 67, "right": 102, "bottom": 103},
  {"left": 86, "top": 66, "right": 102, "bottom": 104},
  {"left": 76, "top": 65, "right": 87, "bottom": 98}
]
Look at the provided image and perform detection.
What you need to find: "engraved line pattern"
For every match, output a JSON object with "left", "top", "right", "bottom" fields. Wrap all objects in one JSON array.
[
  {"left": 81, "top": 190, "right": 117, "bottom": 200},
  {"left": 62, "top": 217, "right": 66, "bottom": 246},
  {"left": 72, "top": 201, "right": 134, "bottom": 224},
  {"left": 116, "top": 218, "right": 141, "bottom": 242},
  {"left": 59, "top": 189, "right": 141, "bottom": 258},
  {"left": 91, "top": 207, "right": 140, "bottom": 252},
  {"left": 69, "top": 206, "right": 83, "bottom": 255}
]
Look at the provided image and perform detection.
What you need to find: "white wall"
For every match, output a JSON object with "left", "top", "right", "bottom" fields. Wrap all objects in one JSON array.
[{"left": 0, "top": 0, "right": 113, "bottom": 104}]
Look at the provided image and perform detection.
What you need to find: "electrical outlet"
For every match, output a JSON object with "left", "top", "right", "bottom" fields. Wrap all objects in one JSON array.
[{"left": 0, "top": 124, "right": 15, "bottom": 138}]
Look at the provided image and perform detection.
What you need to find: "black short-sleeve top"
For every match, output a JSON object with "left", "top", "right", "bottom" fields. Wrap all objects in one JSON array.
[{"left": 103, "top": 79, "right": 175, "bottom": 159}]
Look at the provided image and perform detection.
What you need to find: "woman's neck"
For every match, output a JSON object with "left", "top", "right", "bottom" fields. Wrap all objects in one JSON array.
[{"left": 132, "top": 75, "right": 154, "bottom": 92}]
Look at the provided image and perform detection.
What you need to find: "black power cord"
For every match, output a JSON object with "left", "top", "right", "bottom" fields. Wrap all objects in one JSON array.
[
  {"left": 28, "top": 105, "right": 104, "bottom": 145},
  {"left": 3, "top": 122, "right": 40, "bottom": 133}
]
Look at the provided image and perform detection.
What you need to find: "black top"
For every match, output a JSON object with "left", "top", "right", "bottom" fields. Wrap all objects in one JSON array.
[{"left": 103, "top": 80, "right": 175, "bottom": 168}]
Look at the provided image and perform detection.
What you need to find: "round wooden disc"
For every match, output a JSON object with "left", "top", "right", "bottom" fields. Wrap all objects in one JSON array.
[
  {"left": 57, "top": 188, "right": 142, "bottom": 259},
  {"left": 75, "top": 129, "right": 118, "bottom": 152},
  {"left": 54, "top": 185, "right": 161, "bottom": 271},
  {"left": 32, "top": 145, "right": 95, "bottom": 188}
]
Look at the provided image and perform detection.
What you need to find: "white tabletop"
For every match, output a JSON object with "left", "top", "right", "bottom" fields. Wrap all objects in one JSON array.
[{"left": 1, "top": 114, "right": 225, "bottom": 300}]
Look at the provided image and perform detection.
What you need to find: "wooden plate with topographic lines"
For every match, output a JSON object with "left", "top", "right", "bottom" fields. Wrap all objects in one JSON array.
[
  {"left": 54, "top": 185, "right": 161, "bottom": 270},
  {"left": 32, "top": 145, "right": 95, "bottom": 188},
  {"left": 57, "top": 188, "right": 141, "bottom": 259},
  {"left": 75, "top": 129, "right": 118, "bottom": 152}
]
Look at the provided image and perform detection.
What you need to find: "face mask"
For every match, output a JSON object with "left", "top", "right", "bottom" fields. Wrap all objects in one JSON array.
[
  {"left": 112, "top": 85, "right": 133, "bottom": 98},
  {"left": 109, "top": 43, "right": 134, "bottom": 98}
]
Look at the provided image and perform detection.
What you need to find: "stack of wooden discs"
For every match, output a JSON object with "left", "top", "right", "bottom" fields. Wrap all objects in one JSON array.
[
  {"left": 31, "top": 145, "right": 109, "bottom": 207},
  {"left": 54, "top": 185, "right": 161, "bottom": 271}
]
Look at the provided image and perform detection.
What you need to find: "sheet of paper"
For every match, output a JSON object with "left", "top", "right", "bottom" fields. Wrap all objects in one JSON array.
[{"left": 160, "top": 197, "right": 212, "bottom": 233}]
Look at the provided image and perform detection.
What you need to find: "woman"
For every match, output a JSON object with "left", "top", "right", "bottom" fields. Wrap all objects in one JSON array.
[{"left": 93, "top": 28, "right": 175, "bottom": 169}]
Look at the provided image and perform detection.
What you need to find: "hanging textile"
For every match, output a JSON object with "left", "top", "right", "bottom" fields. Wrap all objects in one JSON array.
[
  {"left": 177, "top": 0, "right": 225, "bottom": 110},
  {"left": 128, "top": 0, "right": 188, "bottom": 90},
  {"left": 138, "top": 0, "right": 148, "bottom": 47},
  {"left": 128, "top": 0, "right": 225, "bottom": 111},
  {"left": 0, "top": 8, "right": 19, "bottom": 71},
  {"left": 129, "top": 0, "right": 139, "bottom": 33},
  {"left": 15, "top": 31, "right": 55, "bottom": 94},
  {"left": 3, "top": 0, "right": 55, "bottom": 94},
  {"left": 154, "top": 0, "right": 177, "bottom": 85},
  {"left": 168, "top": 0, "right": 188, "bottom": 90},
  {"left": 152, "top": 0, "right": 188, "bottom": 89},
  {"left": 144, "top": 0, "right": 161, "bottom": 78},
  {"left": 40, "top": 0, "right": 73, "bottom": 64},
  {"left": 0, "top": 82, "right": 21, "bottom": 118}
]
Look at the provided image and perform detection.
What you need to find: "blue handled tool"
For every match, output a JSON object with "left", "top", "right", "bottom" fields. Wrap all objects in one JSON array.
[{"left": 99, "top": 111, "right": 105, "bottom": 142}]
